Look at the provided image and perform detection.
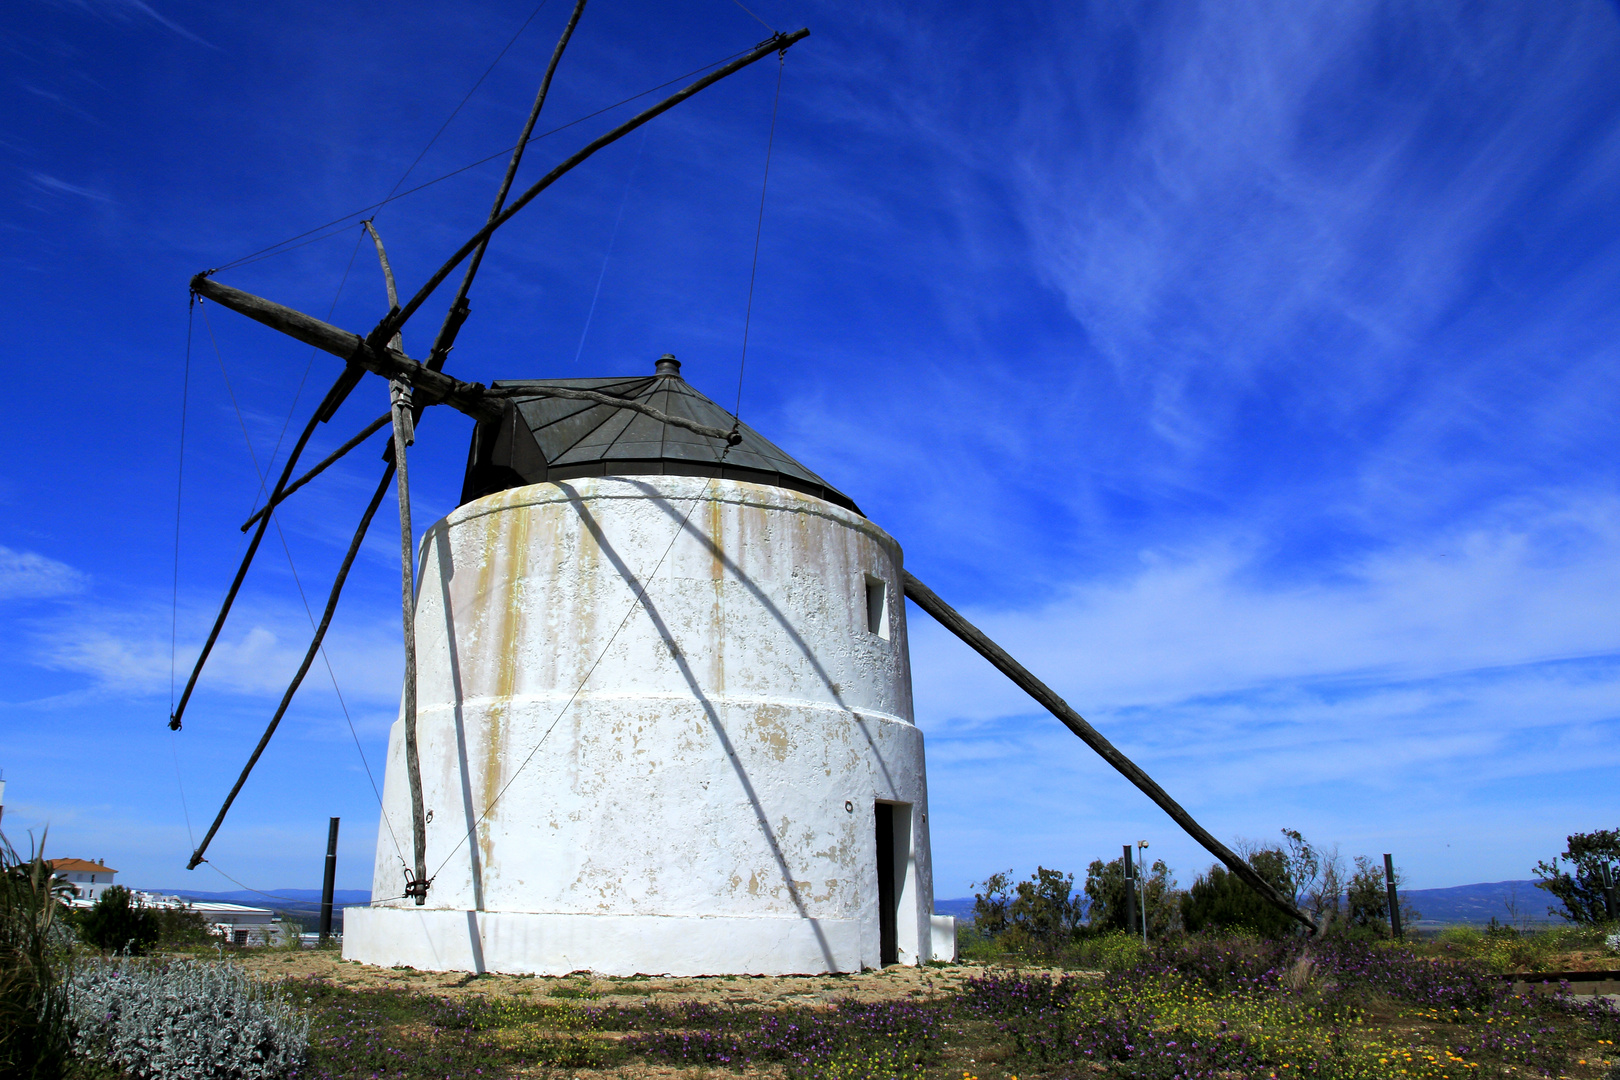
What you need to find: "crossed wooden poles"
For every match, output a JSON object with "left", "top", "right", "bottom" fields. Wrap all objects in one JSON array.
[{"left": 175, "top": 9, "right": 1315, "bottom": 933}]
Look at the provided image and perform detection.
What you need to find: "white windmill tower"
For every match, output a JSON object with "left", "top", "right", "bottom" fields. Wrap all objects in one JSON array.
[{"left": 342, "top": 356, "right": 949, "bottom": 974}]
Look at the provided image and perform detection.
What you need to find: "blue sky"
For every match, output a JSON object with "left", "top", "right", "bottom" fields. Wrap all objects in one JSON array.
[{"left": 3, "top": 0, "right": 1619, "bottom": 903}]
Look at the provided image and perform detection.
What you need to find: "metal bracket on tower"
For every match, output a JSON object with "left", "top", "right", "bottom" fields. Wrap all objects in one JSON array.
[{"left": 403, "top": 869, "right": 432, "bottom": 903}]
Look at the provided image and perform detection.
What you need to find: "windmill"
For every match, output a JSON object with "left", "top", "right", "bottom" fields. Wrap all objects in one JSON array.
[{"left": 175, "top": 3, "right": 1314, "bottom": 975}]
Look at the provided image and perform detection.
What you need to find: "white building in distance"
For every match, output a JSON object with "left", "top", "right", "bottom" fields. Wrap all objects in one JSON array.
[
  {"left": 345, "top": 357, "right": 955, "bottom": 976},
  {"left": 136, "top": 892, "right": 283, "bottom": 946},
  {"left": 49, "top": 859, "right": 117, "bottom": 905}
]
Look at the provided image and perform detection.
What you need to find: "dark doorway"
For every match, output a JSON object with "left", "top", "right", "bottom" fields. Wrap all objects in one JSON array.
[{"left": 876, "top": 802, "right": 897, "bottom": 966}]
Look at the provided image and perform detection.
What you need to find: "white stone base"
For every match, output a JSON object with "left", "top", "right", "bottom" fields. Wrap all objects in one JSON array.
[
  {"left": 343, "top": 906, "right": 866, "bottom": 976},
  {"left": 929, "top": 915, "right": 958, "bottom": 963}
]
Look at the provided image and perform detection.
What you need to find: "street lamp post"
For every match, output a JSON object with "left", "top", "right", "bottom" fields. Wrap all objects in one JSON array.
[{"left": 1137, "top": 840, "right": 1150, "bottom": 945}]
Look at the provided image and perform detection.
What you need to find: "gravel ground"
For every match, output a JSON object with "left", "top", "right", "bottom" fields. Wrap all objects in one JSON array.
[{"left": 237, "top": 949, "right": 1048, "bottom": 1007}]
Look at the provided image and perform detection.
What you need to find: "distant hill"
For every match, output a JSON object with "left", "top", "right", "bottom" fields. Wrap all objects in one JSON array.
[
  {"left": 1402, "top": 880, "right": 1555, "bottom": 926},
  {"left": 936, "top": 880, "right": 1560, "bottom": 928}
]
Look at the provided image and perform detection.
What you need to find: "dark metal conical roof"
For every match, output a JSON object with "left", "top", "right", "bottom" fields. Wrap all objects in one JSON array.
[{"left": 459, "top": 356, "right": 859, "bottom": 514}]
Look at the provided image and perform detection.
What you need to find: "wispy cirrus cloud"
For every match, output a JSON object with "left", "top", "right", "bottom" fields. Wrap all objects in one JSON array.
[
  {"left": 27, "top": 172, "right": 110, "bottom": 203},
  {"left": 19, "top": 85, "right": 98, "bottom": 124},
  {"left": 0, "top": 546, "right": 86, "bottom": 600},
  {"left": 35, "top": 0, "right": 214, "bottom": 48},
  {"left": 911, "top": 489, "right": 1620, "bottom": 726},
  {"left": 1005, "top": 1, "right": 1620, "bottom": 457},
  {"left": 25, "top": 596, "right": 403, "bottom": 705}
]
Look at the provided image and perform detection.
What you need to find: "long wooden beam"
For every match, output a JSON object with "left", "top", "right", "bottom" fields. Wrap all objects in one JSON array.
[
  {"left": 189, "top": 276, "right": 500, "bottom": 421},
  {"left": 240, "top": 412, "right": 392, "bottom": 532},
  {"left": 901, "top": 571, "right": 1318, "bottom": 934}
]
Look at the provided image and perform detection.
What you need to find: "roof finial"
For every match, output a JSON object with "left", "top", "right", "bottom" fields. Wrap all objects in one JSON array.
[{"left": 655, "top": 353, "right": 681, "bottom": 377}]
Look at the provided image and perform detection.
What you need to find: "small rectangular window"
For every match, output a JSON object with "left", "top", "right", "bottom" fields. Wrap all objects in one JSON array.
[{"left": 864, "top": 575, "right": 889, "bottom": 639}]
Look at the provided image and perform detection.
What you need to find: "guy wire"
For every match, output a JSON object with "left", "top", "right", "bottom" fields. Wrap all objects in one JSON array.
[
  {"left": 379, "top": 0, "right": 553, "bottom": 211},
  {"left": 172, "top": 296, "right": 197, "bottom": 848},
  {"left": 730, "top": 0, "right": 775, "bottom": 34},
  {"left": 172, "top": 297, "right": 194, "bottom": 714},
  {"left": 206, "top": 860, "right": 408, "bottom": 908},
  {"left": 572, "top": 126, "right": 649, "bottom": 365},
  {"left": 733, "top": 51, "right": 785, "bottom": 422}
]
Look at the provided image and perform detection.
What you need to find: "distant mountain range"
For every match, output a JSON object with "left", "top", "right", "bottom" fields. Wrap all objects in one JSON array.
[
  {"left": 934, "top": 880, "right": 1561, "bottom": 927},
  {"left": 1402, "top": 880, "right": 1557, "bottom": 926}
]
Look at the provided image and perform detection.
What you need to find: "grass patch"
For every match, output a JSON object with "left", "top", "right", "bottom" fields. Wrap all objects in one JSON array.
[
  {"left": 285, "top": 936, "right": 1620, "bottom": 1080},
  {"left": 1420, "top": 923, "right": 1619, "bottom": 973}
]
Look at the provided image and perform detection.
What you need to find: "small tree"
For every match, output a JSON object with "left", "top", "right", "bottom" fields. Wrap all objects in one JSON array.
[
  {"left": 1008, "top": 866, "right": 1085, "bottom": 954},
  {"left": 1532, "top": 829, "right": 1620, "bottom": 924},
  {"left": 1181, "top": 848, "right": 1295, "bottom": 937},
  {"left": 79, "top": 886, "right": 160, "bottom": 955},
  {"left": 1084, "top": 856, "right": 1178, "bottom": 936},
  {"left": 1344, "top": 855, "right": 1420, "bottom": 935},
  {"left": 1311, "top": 845, "right": 1346, "bottom": 931},
  {"left": 1280, "top": 830, "right": 1319, "bottom": 907},
  {"left": 1280, "top": 829, "right": 1349, "bottom": 932},
  {"left": 1345, "top": 855, "right": 1388, "bottom": 930},
  {"left": 971, "top": 870, "right": 1014, "bottom": 938}
]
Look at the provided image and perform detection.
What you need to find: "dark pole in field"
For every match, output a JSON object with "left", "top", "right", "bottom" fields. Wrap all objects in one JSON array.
[
  {"left": 1384, "top": 853, "right": 1403, "bottom": 940},
  {"left": 1123, "top": 844, "right": 1137, "bottom": 937},
  {"left": 1601, "top": 863, "right": 1616, "bottom": 922},
  {"left": 320, "top": 817, "right": 340, "bottom": 943}
]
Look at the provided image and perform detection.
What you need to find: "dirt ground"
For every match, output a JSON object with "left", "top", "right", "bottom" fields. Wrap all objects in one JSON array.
[{"left": 236, "top": 949, "right": 1043, "bottom": 1008}]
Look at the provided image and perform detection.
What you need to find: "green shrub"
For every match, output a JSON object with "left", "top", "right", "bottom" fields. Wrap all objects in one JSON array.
[
  {"left": 971, "top": 866, "right": 1089, "bottom": 957},
  {"left": 154, "top": 905, "right": 215, "bottom": 948},
  {"left": 77, "top": 886, "right": 159, "bottom": 956},
  {"left": 1068, "top": 930, "right": 1146, "bottom": 971},
  {"left": 1433, "top": 921, "right": 1609, "bottom": 972},
  {"left": 0, "top": 832, "right": 76, "bottom": 1080},
  {"left": 1181, "top": 849, "right": 1296, "bottom": 937}
]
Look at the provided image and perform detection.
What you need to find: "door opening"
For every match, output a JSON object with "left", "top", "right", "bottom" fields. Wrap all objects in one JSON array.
[{"left": 876, "top": 802, "right": 897, "bottom": 966}]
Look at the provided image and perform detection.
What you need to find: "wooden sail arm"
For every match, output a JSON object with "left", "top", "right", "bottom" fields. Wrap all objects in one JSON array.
[
  {"left": 901, "top": 571, "right": 1319, "bottom": 935},
  {"left": 240, "top": 412, "right": 392, "bottom": 531},
  {"left": 364, "top": 221, "right": 401, "bottom": 308},
  {"left": 187, "top": 465, "right": 397, "bottom": 869},
  {"left": 428, "top": 0, "right": 590, "bottom": 372},
  {"left": 189, "top": 275, "right": 500, "bottom": 422},
  {"left": 380, "top": 28, "right": 810, "bottom": 341}
]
